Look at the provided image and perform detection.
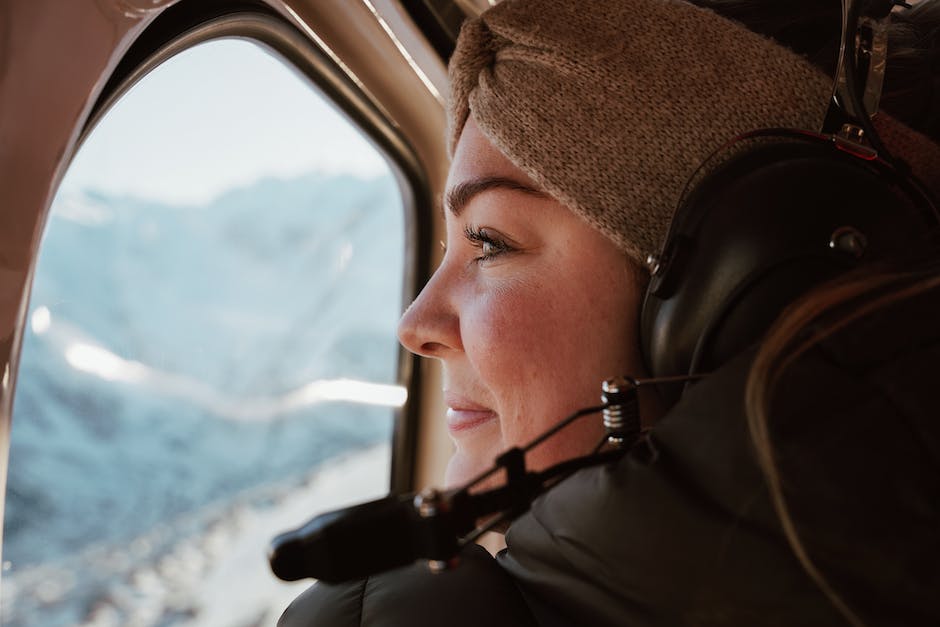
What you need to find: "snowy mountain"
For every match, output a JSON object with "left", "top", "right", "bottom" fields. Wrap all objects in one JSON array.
[{"left": 2, "top": 172, "right": 406, "bottom": 626}]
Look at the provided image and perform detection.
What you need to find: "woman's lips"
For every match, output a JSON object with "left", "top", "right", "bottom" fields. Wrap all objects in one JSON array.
[{"left": 444, "top": 395, "right": 498, "bottom": 434}]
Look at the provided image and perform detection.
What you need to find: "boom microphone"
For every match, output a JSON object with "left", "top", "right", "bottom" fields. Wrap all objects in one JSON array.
[
  {"left": 268, "top": 491, "right": 470, "bottom": 583},
  {"left": 268, "top": 390, "right": 651, "bottom": 583}
]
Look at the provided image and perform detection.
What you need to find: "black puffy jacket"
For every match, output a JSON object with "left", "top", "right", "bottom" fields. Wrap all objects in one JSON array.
[{"left": 279, "top": 288, "right": 940, "bottom": 626}]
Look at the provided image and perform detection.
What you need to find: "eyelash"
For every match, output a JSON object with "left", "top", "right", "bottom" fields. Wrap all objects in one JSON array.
[{"left": 463, "top": 225, "right": 513, "bottom": 263}]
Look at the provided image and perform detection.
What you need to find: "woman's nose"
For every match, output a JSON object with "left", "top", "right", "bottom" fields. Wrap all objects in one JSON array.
[{"left": 397, "top": 266, "right": 461, "bottom": 358}]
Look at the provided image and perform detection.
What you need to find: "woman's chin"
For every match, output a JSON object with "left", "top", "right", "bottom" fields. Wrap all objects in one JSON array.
[{"left": 444, "top": 450, "right": 500, "bottom": 491}]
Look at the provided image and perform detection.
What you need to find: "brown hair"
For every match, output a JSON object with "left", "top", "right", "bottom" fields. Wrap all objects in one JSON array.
[{"left": 744, "top": 254, "right": 940, "bottom": 626}]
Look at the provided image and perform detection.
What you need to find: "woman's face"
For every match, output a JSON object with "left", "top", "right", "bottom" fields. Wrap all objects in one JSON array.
[{"left": 398, "top": 116, "right": 647, "bottom": 488}]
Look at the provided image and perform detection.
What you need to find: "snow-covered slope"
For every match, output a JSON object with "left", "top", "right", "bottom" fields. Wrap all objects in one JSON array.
[{"left": 2, "top": 172, "right": 405, "bottom": 626}]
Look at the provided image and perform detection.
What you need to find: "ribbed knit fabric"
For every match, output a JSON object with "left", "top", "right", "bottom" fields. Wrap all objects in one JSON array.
[{"left": 447, "top": 0, "right": 882, "bottom": 265}]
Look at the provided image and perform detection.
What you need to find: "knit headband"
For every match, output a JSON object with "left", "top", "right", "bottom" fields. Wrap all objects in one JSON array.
[{"left": 447, "top": 0, "right": 837, "bottom": 265}]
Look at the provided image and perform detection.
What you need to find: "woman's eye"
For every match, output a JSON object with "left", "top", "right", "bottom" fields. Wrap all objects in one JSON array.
[{"left": 464, "top": 225, "right": 513, "bottom": 263}]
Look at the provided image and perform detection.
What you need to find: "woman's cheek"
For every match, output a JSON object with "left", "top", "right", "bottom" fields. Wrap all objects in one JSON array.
[{"left": 467, "top": 289, "right": 545, "bottom": 378}]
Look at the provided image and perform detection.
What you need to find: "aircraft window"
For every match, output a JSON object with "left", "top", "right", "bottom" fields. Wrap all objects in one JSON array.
[{"left": 2, "top": 38, "right": 405, "bottom": 626}]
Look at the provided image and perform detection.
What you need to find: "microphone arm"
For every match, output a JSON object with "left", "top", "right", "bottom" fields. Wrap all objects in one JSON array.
[
  {"left": 268, "top": 446, "right": 625, "bottom": 583},
  {"left": 268, "top": 374, "right": 701, "bottom": 583}
]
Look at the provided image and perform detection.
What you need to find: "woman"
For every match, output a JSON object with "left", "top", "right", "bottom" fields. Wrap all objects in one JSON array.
[
  {"left": 398, "top": 0, "right": 852, "bottom": 489},
  {"left": 280, "top": 0, "right": 940, "bottom": 625},
  {"left": 397, "top": 113, "right": 655, "bottom": 490}
]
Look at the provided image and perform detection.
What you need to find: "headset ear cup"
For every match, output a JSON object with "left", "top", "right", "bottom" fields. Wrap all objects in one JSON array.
[{"left": 640, "top": 140, "right": 929, "bottom": 408}]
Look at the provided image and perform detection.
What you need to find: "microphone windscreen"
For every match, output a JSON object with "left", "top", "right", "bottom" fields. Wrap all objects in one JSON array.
[{"left": 268, "top": 494, "right": 418, "bottom": 583}]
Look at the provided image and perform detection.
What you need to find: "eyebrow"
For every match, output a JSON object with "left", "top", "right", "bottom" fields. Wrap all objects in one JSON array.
[{"left": 444, "top": 176, "right": 549, "bottom": 217}]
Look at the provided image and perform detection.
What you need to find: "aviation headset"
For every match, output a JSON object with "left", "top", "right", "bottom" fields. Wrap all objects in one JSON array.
[{"left": 638, "top": 0, "right": 940, "bottom": 405}]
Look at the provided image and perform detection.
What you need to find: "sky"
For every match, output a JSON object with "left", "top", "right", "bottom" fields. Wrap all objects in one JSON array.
[{"left": 62, "top": 38, "right": 389, "bottom": 206}]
